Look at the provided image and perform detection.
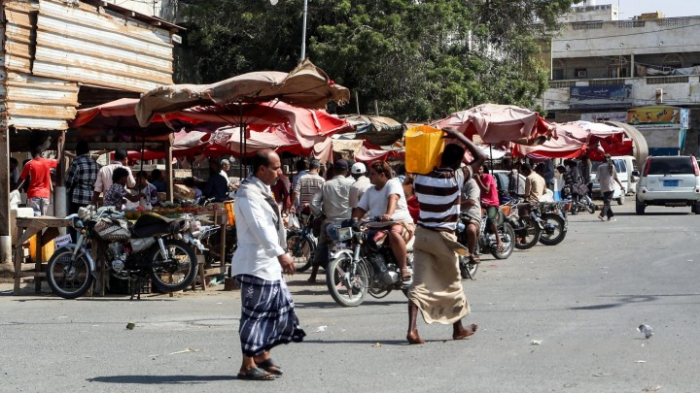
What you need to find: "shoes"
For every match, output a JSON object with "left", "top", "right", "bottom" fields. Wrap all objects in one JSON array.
[
  {"left": 597, "top": 215, "right": 605, "bottom": 222},
  {"left": 607, "top": 218, "right": 617, "bottom": 222}
]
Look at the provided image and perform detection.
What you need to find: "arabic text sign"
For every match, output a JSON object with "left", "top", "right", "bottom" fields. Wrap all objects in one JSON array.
[
  {"left": 570, "top": 85, "right": 633, "bottom": 109},
  {"left": 627, "top": 106, "right": 683, "bottom": 125}
]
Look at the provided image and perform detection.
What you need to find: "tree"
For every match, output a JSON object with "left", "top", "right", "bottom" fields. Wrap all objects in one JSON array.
[{"left": 175, "top": 0, "right": 577, "bottom": 121}]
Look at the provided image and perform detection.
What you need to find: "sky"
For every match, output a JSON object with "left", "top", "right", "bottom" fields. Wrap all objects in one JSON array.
[{"left": 591, "top": 1, "right": 700, "bottom": 18}]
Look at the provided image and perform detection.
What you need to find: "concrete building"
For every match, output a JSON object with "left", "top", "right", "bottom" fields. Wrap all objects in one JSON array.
[{"left": 541, "top": 2, "right": 700, "bottom": 156}]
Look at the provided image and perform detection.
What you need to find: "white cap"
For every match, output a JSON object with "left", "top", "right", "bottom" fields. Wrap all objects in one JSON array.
[{"left": 351, "top": 162, "right": 366, "bottom": 175}]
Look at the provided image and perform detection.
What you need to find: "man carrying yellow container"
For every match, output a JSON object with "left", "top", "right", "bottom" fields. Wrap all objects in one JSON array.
[{"left": 406, "top": 127, "right": 486, "bottom": 345}]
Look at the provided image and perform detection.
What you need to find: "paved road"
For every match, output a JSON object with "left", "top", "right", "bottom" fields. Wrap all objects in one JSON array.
[{"left": 1, "top": 204, "right": 699, "bottom": 392}]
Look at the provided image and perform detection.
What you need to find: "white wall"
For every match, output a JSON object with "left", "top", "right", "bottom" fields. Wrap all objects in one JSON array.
[
  {"left": 102, "top": 0, "right": 176, "bottom": 20},
  {"left": 560, "top": 4, "right": 619, "bottom": 23}
]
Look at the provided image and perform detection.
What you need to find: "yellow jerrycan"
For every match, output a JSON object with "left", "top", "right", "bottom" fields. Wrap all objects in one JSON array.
[{"left": 404, "top": 125, "right": 445, "bottom": 174}]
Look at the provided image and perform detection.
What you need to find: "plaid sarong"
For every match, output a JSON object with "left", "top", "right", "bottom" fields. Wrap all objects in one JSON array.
[{"left": 236, "top": 275, "right": 306, "bottom": 357}]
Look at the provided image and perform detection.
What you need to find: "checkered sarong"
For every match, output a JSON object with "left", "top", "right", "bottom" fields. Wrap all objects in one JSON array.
[{"left": 236, "top": 275, "right": 306, "bottom": 357}]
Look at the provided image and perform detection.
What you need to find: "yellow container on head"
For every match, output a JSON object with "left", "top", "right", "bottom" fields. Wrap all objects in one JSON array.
[{"left": 404, "top": 125, "right": 445, "bottom": 174}]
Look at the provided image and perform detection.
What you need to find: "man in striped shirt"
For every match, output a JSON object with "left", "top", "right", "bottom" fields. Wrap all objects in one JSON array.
[{"left": 407, "top": 128, "right": 486, "bottom": 345}]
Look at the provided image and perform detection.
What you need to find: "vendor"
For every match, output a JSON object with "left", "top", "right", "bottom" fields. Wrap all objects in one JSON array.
[
  {"left": 136, "top": 171, "right": 159, "bottom": 207},
  {"left": 202, "top": 160, "right": 229, "bottom": 202}
]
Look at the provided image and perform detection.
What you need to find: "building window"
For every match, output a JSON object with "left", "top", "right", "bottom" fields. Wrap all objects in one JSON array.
[
  {"left": 552, "top": 59, "right": 565, "bottom": 80},
  {"left": 575, "top": 68, "right": 587, "bottom": 78},
  {"left": 662, "top": 54, "right": 683, "bottom": 69},
  {"left": 608, "top": 57, "right": 628, "bottom": 78}
]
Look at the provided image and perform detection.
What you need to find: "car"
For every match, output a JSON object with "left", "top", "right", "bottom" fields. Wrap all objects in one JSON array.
[{"left": 634, "top": 155, "right": 700, "bottom": 215}]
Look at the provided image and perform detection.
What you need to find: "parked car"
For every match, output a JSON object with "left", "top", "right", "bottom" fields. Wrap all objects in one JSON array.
[
  {"left": 635, "top": 155, "right": 700, "bottom": 214},
  {"left": 590, "top": 156, "right": 638, "bottom": 205}
]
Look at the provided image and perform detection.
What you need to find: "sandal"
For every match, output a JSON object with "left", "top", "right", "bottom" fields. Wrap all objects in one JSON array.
[
  {"left": 237, "top": 367, "right": 275, "bottom": 381},
  {"left": 469, "top": 254, "right": 481, "bottom": 264},
  {"left": 256, "top": 358, "right": 283, "bottom": 376},
  {"left": 401, "top": 268, "right": 412, "bottom": 282}
]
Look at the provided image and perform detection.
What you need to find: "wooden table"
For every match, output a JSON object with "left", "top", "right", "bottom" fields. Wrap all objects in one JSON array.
[{"left": 13, "top": 216, "right": 72, "bottom": 295}]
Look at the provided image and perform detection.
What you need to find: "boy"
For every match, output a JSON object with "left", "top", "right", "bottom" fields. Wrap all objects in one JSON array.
[
  {"left": 103, "top": 168, "right": 144, "bottom": 211},
  {"left": 136, "top": 171, "right": 159, "bottom": 207}
]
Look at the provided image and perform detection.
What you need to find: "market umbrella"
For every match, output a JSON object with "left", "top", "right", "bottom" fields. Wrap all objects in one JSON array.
[
  {"left": 343, "top": 115, "right": 406, "bottom": 146},
  {"left": 136, "top": 59, "right": 350, "bottom": 127},
  {"left": 433, "top": 104, "right": 555, "bottom": 144}
]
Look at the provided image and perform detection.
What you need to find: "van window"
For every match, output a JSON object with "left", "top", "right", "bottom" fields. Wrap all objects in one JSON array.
[
  {"left": 592, "top": 160, "right": 625, "bottom": 173},
  {"left": 648, "top": 157, "right": 694, "bottom": 175}
]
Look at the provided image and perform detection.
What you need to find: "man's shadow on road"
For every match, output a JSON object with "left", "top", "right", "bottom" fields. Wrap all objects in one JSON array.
[{"left": 87, "top": 375, "right": 237, "bottom": 385}]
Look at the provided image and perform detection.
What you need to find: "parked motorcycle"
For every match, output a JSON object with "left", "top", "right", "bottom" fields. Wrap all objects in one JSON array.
[
  {"left": 286, "top": 207, "right": 317, "bottom": 273},
  {"left": 567, "top": 193, "right": 596, "bottom": 215},
  {"left": 509, "top": 199, "right": 568, "bottom": 248},
  {"left": 46, "top": 207, "right": 199, "bottom": 299},
  {"left": 325, "top": 219, "right": 413, "bottom": 307},
  {"left": 456, "top": 208, "right": 515, "bottom": 280}
]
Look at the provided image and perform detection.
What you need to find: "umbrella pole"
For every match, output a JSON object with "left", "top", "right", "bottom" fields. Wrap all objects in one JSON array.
[
  {"left": 489, "top": 144, "right": 493, "bottom": 174},
  {"left": 239, "top": 100, "right": 245, "bottom": 181}
]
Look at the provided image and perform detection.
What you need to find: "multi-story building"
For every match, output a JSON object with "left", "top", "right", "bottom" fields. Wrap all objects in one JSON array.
[{"left": 541, "top": 1, "right": 700, "bottom": 156}]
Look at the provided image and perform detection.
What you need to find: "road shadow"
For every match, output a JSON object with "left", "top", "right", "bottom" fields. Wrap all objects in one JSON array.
[
  {"left": 614, "top": 211, "right": 691, "bottom": 216},
  {"left": 302, "top": 339, "right": 409, "bottom": 346},
  {"left": 569, "top": 295, "right": 658, "bottom": 311},
  {"left": 87, "top": 375, "right": 237, "bottom": 385},
  {"left": 295, "top": 300, "right": 407, "bottom": 309}
]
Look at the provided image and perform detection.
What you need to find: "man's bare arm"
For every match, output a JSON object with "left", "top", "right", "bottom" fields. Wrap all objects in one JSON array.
[{"left": 441, "top": 128, "right": 487, "bottom": 172}]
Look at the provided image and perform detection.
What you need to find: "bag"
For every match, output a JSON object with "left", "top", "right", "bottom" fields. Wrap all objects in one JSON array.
[
  {"left": 574, "top": 183, "right": 589, "bottom": 196},
  {"left": 405, "top": 125, "right": 445, "bottom": 174},
  {"left": 288, "top": 214, "right": 301, "bottom": 230},
  {"left": 94, "top": 218, "right": 131, "bottom": 241}
]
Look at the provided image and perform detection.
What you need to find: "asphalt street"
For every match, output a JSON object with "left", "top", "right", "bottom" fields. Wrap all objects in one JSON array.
[{"left": 1, "top": 203, "right": 699, "bottom": 393}]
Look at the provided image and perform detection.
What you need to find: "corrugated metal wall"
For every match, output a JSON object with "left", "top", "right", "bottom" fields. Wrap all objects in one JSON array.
[
  {"left": 34, "top": 0, "right": 174, "bottom": 92},
  {"left": 1, "top": 0, "right": 175, "bottom": 130}
]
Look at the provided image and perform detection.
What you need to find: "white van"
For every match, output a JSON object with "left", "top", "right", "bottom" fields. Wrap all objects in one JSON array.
[{"left": 590, "top": 156, "right": 639, "bottom": 205}]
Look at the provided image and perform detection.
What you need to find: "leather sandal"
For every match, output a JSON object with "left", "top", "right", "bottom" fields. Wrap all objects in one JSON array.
[
  {"left": 237, "top": 367, "right": 275, "bottom": 381},
  {"left": 256, "top": 358, "right": 283, "bottom": 376}
]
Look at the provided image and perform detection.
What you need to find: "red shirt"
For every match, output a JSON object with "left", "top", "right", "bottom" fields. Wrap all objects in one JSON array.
[
  {"left": 19, "top": 157, "right": 58, "bottom": 198},
  {"left": 480, "top": 173, "right": 500, "bottom": 207},
  {"left": 406, "top": 195, "right": 420, "bottom": 224}
]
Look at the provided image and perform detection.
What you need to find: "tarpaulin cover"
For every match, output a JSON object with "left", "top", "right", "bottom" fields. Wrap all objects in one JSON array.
[
  {"left": 136, "top": 59, "right": 350, "bottom": 127},
  {"left": 354, "top": 146, "right": 404, "bottom": 163},
  {"left": 433, "top": 104, "right": 555, "bottom": 144},
  {"left": 343, "top": 115, "right": 406, "bottom": 146}
]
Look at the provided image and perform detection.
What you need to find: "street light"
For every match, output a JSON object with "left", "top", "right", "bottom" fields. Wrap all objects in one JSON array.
[{"left": 270, "top": 0, "right": 308, "bottom": 61}]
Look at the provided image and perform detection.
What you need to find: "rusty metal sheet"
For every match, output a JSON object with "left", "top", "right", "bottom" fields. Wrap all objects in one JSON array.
[
  {"left": 3, "top": 1, "right": 36, "bottom": 74},
  {"left": 33, "top": 0, "right": 174, "bottom": 92},
  {"left": 2, "top": 72, "right": 79, "bottom": 130}
]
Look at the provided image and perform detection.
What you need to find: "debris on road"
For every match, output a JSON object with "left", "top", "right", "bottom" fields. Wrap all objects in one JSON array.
[
  {"left": 126, "top": 322, "right": 136, "bottom": 330},
  {"left": 313, "top": 325, "right": 328, "bottom": 333},
  {"left": 642, "top": 385, "right": 661, "bottom": 392},
  {"left": 373, "top": 342, "right": 382, "bottom": 348},
  {"left": 638, "top": 324, "right": 653, "bottom": 339},
  {"left": 169, "top": 348, "right": 200, "bottom": 355},
  {"left": 530, "top": 340, "right": 542, "bottom": 346},
  {"left": 634, "top": 360, "right": 647, "bottom": 363}
]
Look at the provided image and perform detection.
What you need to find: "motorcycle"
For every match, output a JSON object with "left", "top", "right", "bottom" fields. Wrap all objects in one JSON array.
[
  {"left": 507, "top": 199, "right": 568, "bottom": 249},
  {"left": 567, "top": 194, "right": 596, "bottom": 215},
  {"left": 46, "top": 206, "right": 199, "bottom": 299},
  {"left": 456, "top": 208, "right": 516, "bottom": 280},
  {"left": 325, "top": 219, "right": 413, "bottom": 307}
]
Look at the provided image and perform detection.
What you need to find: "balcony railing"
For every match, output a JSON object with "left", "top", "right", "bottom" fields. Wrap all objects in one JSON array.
[
  {"left": 548, "top": 75, "right": 694, "bottom": 88},
  {"left": 646, "top": 76, "right": 689, "bottom": 84}
]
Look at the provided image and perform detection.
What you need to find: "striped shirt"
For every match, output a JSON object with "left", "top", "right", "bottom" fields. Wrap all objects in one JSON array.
[
  {"left": 294, "top": 172, "right": 325, "bottom": 205},
  {"left": 414, "top": 167, "right": 471, "bottom": 231}
]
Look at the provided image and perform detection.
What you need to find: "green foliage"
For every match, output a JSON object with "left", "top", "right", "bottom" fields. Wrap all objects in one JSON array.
[{"left": 175, "top": 0, "right": 575, "bottom": 121}]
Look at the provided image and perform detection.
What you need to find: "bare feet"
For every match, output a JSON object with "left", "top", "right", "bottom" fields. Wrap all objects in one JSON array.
[
  {"left": 406, "top": 330, "right": 425, "bottom": 345},
  {"left": 453, "top": 323, "right": 478, "bottom": 340},
  {"left": 307, "top": 277, "right": 317, "bottom": 284}
]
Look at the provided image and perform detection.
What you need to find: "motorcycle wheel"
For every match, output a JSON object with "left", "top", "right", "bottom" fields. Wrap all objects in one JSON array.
[
  {"left": 569, "top": 204, "right": 579, "bottom": 215},
  {"left": 46, "top": 247, "right": 93, "bottom": 299},
  {"left": 149, "top": 239, "right": 199, "bottom": 293},
  {"left": 514, "top": 218, "right": 541, "bottom": 250},
  {"left": 586, "top": 201, "right": 596, "bottom": 214},
  {"left": 490, "top": 222, "right": 515, "bottom": 260},
  {"left": 286, "top": 231, "right": 315, "bottom": 273},
  {"left": 538, "top": 214, "right": 567, "bottom": 246},
  {"left": 459, "top": 255, "right": 479, "bottom": 280},
  {"left": 326, "top": 255, "right": 370, "bottom": 307}
]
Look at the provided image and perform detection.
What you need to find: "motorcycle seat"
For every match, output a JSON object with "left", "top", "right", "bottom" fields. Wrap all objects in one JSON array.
[{"left": 131, "top": 212, "right": 175, "bottom": 238}]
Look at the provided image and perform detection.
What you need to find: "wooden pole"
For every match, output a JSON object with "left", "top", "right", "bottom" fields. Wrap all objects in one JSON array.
[
  {"left": 0, "top": 125, "right": 10, "bottom": 265},
  {"left": 355, "top": 91, "right": 360, "bottom": 115},
  {"left": 374, "top": 100, "right": 379, "bottom": 116},
  {"left": 165, "top": 138, "right": 174, "bottom": 203}
]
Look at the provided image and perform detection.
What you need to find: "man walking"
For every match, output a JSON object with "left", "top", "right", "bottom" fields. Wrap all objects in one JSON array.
[
  {"left": 407, "top": 128, "right": 485, "bottom": 345},
  {"left": 231, "top": 149, "right": 305, "bottom": 381},
  {"left": 290, "top": 159, "right": 324, "bottom": 213},
  {"left": 65, "top": 141, "right": 98, "bottom": 214},
  {"left": 309, "top": 159, "right": 354, "bottom": 283},
  {"left": 92, "top": 149, "right": 135, "bottom": 206}
]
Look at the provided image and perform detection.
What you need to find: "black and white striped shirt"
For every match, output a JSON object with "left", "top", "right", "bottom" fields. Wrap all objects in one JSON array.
[{"left": 414, "top": 167, "right": 471, "bottom": 231}]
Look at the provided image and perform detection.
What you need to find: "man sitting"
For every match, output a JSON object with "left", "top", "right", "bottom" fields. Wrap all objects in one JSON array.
[{"left": 352, "top": 161, "right": 415, "bottom": 281}]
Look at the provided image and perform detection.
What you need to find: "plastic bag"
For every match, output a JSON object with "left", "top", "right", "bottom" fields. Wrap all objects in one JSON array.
[
  {"left": 9, "top": 190, "right": 20, "bottom": 210},
  {"left": 288, "top": 214, "right": 301, "bottom": 229}
]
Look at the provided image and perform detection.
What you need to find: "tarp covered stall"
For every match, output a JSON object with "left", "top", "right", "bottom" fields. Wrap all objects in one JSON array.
[{"left": 343, "top": 115, "right": 406, "bottom": 146}]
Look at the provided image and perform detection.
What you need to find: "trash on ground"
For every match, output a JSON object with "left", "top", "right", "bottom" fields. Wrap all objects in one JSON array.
[
  {"left": 642, "top": 385, "right": 662, "bottom": 392},
  {"left": 126, "top": 322, "right": 136, "bottom": 330},
  {"left": 634, "top": 360, "right": 647, "bottom": 363},
  {"left": 169, "top": 347, "right": 200, "bottom": 355},
  {"left": 638, "top": 324, "right": 653, "bottom": 339},
  {"left": 530, "top": 340, "right": 542, "bottom": 346},
  {"left": 373, "top": 342, "right": 382, "bottom": 348},
  {"left": 312, "top": 325, "right": 327, "bottom": 333}
]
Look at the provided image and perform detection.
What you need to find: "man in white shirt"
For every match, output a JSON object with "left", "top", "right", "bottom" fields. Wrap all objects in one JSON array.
[
  {"left": 352, "top": 161, "right": 415, "bottom": 281},
  {"left": 92, "top": 149, "right": 135, "bottom": 206},
  {"left": 231, "top": 149, "right": 305, "bottom": 381},
  {"left": 290, "top": 160, "right": 325, "bottom": 213},
  {"left": 349, "top": 162, "right": 371, "bottom": 209}
]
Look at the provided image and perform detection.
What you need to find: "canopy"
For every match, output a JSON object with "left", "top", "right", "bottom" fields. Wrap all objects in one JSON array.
[
  {"left": 354, "top": 146, "right": 404, "bottom": 163},
  {"left": 136, "top": 59, "right": 350, "bottom": 127},
  {"left": 343, "top": 115, "right": 406, "bottom": 146},
  {"left": 433, "top": 104, "right": 554, "bottom": 144}
]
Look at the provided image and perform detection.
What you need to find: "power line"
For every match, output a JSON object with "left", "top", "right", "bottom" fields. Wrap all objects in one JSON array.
[{"left": 552, "top": 21, "right": 700, "bottom": 42}]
